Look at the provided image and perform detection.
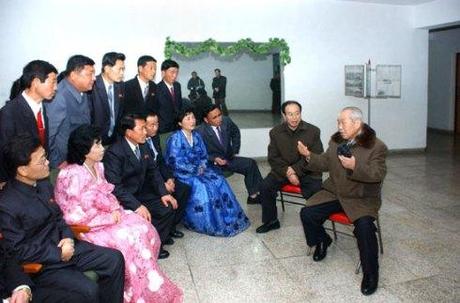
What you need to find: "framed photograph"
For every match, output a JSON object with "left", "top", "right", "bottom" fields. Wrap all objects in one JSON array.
[
  {"left": 376, "top": 65, "right": 401, "bottom": 98},
  {"left": 345, "top": 65, "right": 365, "bottom": 97}
]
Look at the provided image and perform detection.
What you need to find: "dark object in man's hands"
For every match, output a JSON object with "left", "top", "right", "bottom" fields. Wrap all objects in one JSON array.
[{"left": 337, "top": 142, "right": 352, "bottom": 158}]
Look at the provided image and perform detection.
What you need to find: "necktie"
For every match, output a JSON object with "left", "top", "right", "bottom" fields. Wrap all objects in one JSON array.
[
  {"left": 134, "top": 145, "right": 141, "bottom": 160},
  {"left": 36, "top": 109, "right": 45, "bottom": 146},
  {"left": 107, "top": 85, "right": 115, "bottom": 136},
  {"left": 143, "top": 84, "right": 149, "bottom": 101},
  {"left": 147, "top": 138, "right": 158, "bottom": 161},
  {"left": 216, "top": 126, "right": 224, "bottom": 146},
  {"left": 170, "top": 86, "right": 177, "bottom": 108}
]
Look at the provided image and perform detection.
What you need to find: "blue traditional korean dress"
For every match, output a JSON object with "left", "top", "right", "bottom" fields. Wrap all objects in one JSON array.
[{"left": 165, "top": 130, "right": 250, "bottom": 236}]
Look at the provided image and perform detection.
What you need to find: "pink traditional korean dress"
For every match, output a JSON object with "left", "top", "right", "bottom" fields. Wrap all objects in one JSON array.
[{"left": 54, "top": 162, "right": 183, "bottom": 303}]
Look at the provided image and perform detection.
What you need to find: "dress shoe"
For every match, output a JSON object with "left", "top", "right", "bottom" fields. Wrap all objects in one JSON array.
[
  {"left": 313, "top": 236, "right": 332, "bottom": 261},
  {"left": 361, "top": 273, "right": 378, "bottom": 296},
  {"left": 256, "top": 219, "right": 280, "bottom": 233},
  {"left": 163, "top": 238, "right": 174, "bottom": 245},
  {"left": 247, "top": 195, "right": 261, "bottom": 205},
  {"left": 170, "top": 230, "right": 184, "bottom": 238},
  {"left": 158, "top": 248, "right": 170, "bottom": 259}
]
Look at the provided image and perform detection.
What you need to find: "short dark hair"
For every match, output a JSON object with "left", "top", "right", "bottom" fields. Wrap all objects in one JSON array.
[
  {"left": 203, "top": 104, "right": 221, "bottom": 117},
  {"left": 9, "top": 60, "right": 58, "bottom": 100},
  {"left": 2, "top": 133, "right": 41, "bottom": 179},
  {"left": 137, "top": 55, "right": 157, "bottom": 67},
  {"left": 214, "top": 68, "right": 221, "bottom": 73},
  {"left": 177, "top": 107, "right": 195, "bottom": 125},
  {"left": 146, "top": 111, "right": 159, "bottom": 119},
  {"left": 101, "top": 52, "right": 125, "bottom": 73},
  {"left": 120, "top": 113, "right": 146, "bottom": 135},
  {"left": 281, "top": 100, "right": 302, "bottom": 114},
  {"left": 161, "top": 59, "right": 179, "bottom": 71},
  {"left": 67, "top": 125, "right": 101, "bottom": 165},
  {"left": 64, "top": 55, "right": 95, "bottom": 77}
]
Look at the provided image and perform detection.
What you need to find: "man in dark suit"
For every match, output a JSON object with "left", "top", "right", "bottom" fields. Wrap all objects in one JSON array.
[
  {"left": 103, "top": 114, "right": 181, "bottom": 259},
  {"left": 89, "top": 52, "right": 126, "bottom": 145},
  {"left": 256, "top": 101, "right": 323, "bottom": 234},
  {"left": 145, "top": 112, "right": 189, "bottom": 238},
  {"left": 1, "top": 244, "right": 89, "bottom": 302},
  {"left": 0, "top": 134, "right": 125, "bottom": 303},
  {"left": 155, "top": 59, "right": 183, "bottom": 134},
  {"left": 123, "top": 55, "right": 158, "bottom": 116},
  {"left": 212, "top": 68, "right": 228, "bottom": 116},
  {"left": 196, "top": 104, "right": 263, "bottom": 204},
  {"left": 0, "top": 60, "right": 58, "bottom": 188}
]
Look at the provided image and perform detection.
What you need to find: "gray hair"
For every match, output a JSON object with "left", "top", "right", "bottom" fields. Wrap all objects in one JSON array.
[{"left": 341, "top": 106, "right": 363, "bottom": 122}]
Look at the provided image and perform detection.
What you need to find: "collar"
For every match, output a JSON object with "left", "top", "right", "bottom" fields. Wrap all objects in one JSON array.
[
  {"left": 124, "top": 137, "right": 139, "bottom": 153},
  {"left": 61, "top": 78, "right": 85, "bottom": 102},
  {"left": 101, "top": 74, "right": 113, "bottom": 93},
  {"left": 137, "top": 75, "right": 149, "bottom": 91},
  {"left": 21, "top": 91, "right": 42, "bottom": 116},
  {"left": 164, "top": 81, "right": 174, "bottom": 90},
  {"left": 10, "top": 179, "right": 39, "bottom": 195}
]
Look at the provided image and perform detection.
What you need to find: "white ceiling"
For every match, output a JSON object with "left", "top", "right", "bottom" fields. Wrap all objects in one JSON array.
[{"left": 337, "top": 0, "right": 436, "bottom": 5}]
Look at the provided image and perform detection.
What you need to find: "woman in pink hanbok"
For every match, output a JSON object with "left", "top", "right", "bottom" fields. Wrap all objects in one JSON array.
[{"left": 54, "top": 125, "right": 182, "bottom": 303}]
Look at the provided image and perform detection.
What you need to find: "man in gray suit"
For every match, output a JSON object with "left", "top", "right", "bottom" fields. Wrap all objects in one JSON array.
[
  {"left": 196, "top": 104, "right": 263, "bottom": 204},
  {"left": 45, "top": 55, "right": 95, "bottom": 168}
]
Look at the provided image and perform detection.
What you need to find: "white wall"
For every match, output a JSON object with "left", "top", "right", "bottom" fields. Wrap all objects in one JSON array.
[
  {"left": 0, "top": 0, "right": 432, "bottom": 157},
  {"left": 428, "top": 28, "right": 460, "bottom": 131},
  {"left": 412, "top": 0, "right": 460, "bottom": 29}
]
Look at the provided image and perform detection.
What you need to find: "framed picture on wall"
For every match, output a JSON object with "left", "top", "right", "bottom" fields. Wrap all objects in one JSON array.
[
  {"left": 345, "top": 65, "right": 364, "bottom": 97},
  {"left": 376, "top": 64, "right": 401, "bottom": 98}
]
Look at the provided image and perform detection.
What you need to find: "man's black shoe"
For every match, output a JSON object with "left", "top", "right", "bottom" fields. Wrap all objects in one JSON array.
[
  {"left": 361, "top": 273, "right": 378, "bottom": 296},
  {"left": 247, "top": 195, "right": 261, "bottom": 205},
  {"left": 163, "top": 238, "right": 174, "bottom": 245},
  {"left": 256, "top": 219, "right": 280, "bottom": 233},
  {"left": 313, "top": 236, "right": 332, "bottom": 261},
  {"left": 170, "top": 230, "right": 184, "bottom": 238},
  {"left": 159, "top": 248, "right": 170, "bottom": 259}
]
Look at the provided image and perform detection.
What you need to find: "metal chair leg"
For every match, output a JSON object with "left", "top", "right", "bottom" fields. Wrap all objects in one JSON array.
[
  {"left": 280, "top": 192, "right": 286, "bottom": 212},
  {"left": 331, "top": 221, "right": 338, "bottom": 240},
  {"left": 376, "top": 217, "right": 384, "bottom": 254},
  {"left": 355, "top": 260, "right": 361, "bottom": 274}
]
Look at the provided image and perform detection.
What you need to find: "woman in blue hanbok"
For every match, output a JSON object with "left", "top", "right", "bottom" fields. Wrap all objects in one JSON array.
[{"left": 165, "top": 108, "right": 250, "bottom": 237}]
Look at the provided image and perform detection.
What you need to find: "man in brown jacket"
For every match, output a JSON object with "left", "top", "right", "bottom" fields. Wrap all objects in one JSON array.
[
  {"left": 298, "top": 106, "right": 387, "bottom": 296},
  {"left": 256, "top": 100, "right": 323, "bottom": 233}
]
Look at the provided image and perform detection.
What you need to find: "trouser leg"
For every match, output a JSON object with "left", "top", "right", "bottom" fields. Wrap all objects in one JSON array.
[
  {"left": 227, "top": 157, "right": 263, "bottom": 196},
  {"left": 300, "top": 200, "right": 342, "bottom": 247},
  {"left": 299, "top": 175, "right": 322, "bottom": 200},
  {"left": 353, "top": 216, "right": 379, "bottom": 276},
  {"left": 259, "top": 174, "right": 284, "bottom": 223}
]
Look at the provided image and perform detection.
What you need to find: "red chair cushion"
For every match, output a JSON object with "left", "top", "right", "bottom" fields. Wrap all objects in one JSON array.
[
  {"left": 280, "top": 184, "right": 302, "bottom": 194},
  {"left": 329, "top": 212, "right": 353, "bottom": 225}
]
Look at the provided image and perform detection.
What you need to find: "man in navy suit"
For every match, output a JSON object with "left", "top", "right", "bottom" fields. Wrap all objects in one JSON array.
[
  {"left": 123, "top": 55, "right": 158, "bottom": 116},
  {"left": 0, "top": 134, "right": 125, "bottom": 303},
  {"left": 45, "top": 55, "right": 96, "bottom": 168},
  {"left": 0, "top": 60, "right": 58, "bottom": 188},
  {"left": 89, "top": 52, "right": 125, "bottom": 145},
  {"left": 103, "top": 114, "right": 181, "bottom": 259},
  {"left": 155, "top": 59, "right": 183, "bottom": 134},
  {"left": 196, "top": 104, "right": 263, "bottom": 204}
]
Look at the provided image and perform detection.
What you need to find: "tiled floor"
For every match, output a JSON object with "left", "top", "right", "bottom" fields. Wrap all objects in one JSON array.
[{"left": 160, "top": 131, "right": 460, "bottom": 303}]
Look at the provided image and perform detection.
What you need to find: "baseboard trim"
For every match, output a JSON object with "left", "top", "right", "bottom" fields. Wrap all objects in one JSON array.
[{"left": 427, "top": 127, "right": 454, "bottom": 135}]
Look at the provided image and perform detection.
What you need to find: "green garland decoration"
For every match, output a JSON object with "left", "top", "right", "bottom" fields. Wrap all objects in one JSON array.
[{"left": 164, "top": 37, "right": 291, "bottom": 65}]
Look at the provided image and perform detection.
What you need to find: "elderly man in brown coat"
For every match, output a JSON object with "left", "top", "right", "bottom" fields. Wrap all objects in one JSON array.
[
  {"left": 256, "top": 100, "right": 323, "bottom": 234},
  {"left": 298, "top": 106, "right": 387, "bottom": 296}
]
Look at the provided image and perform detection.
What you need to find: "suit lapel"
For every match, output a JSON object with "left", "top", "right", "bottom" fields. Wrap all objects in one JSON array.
[
  {"left": 96, "top": 76, "right": 110, "bottom": 116},
  {"left": 121, "top": 138, "right": 142, "bottom": 169}
]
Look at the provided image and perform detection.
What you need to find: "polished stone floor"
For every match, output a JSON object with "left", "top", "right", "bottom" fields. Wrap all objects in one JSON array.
[{"left": 159, "top": 131, "right": 460, "bottom": 303}]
